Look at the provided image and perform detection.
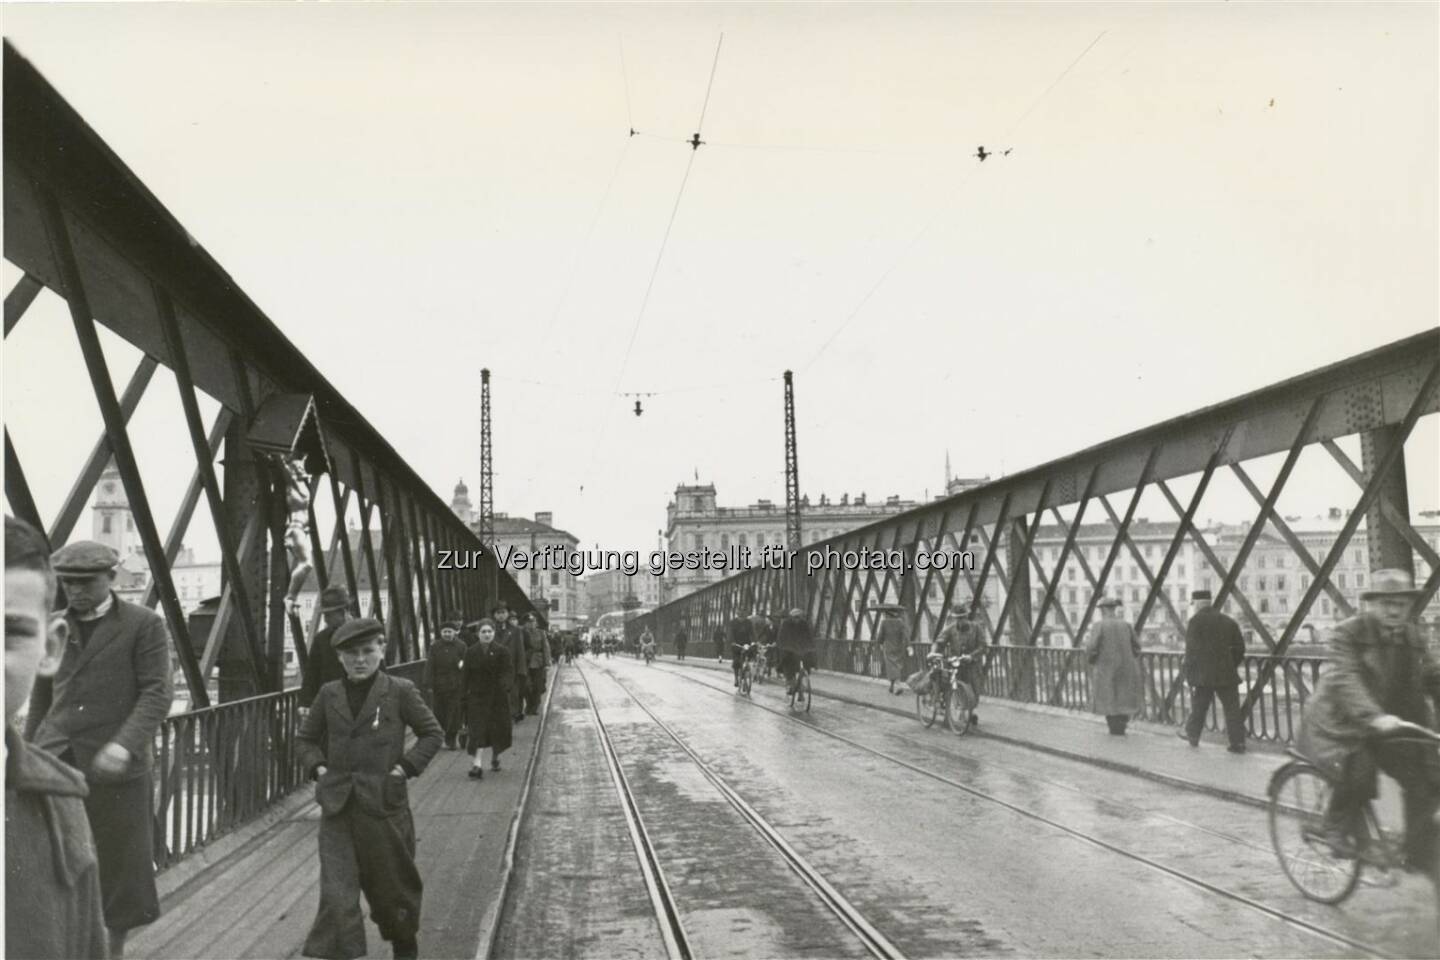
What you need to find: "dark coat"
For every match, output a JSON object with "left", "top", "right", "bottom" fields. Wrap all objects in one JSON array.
[
  {"left": 461, "top": 641, "right": 514, "bottom": 753},
  {"left": 524, "top": 625, "right": 551, "bottom": 669},
  {"left": 501, "top": 623, "right": 527, "bottom": 679},
  {"left": 5, "top": 728, "right": 107, "bottom": 960},
  {"left": 1182, "top": 606, "right": 1245, "bottom": 687},
  {"left": 876, "top": 616, "right": 909, "bottom": 681},
  {"left": 1297, "top": 614, "right": 1440, "bottom": 776},
  {"left": 296, "top": 673, "right": 442, "bottom": 818},
  {"left": 777, "top": 616, "right": 811, "bottom": 653},
  {"left": 25, "top": 594, "right": 173, "bottom": 780},
  {"left": 423, "top": 636, "right": 468, "bottom": 693},
  {"left": 300, "top": 621, "right": 348, "bottom": 708}
]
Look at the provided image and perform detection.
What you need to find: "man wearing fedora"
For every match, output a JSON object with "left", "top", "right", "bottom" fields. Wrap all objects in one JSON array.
[
  {"left": 301, "top": 584, "right": 355, "bottom": 712},
  {"left": 23, "top": 540, "right": 174, "bottom": 958},
  {"left": 1178, "top": 589, "right": 1248, "bottom": 753},
  {"left": 1298, "top": 569, "right": 1440, "bottom": 875}
]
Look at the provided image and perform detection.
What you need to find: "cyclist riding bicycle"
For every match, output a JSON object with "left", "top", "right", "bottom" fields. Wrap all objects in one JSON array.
[
  {"left": 1295, "top": 569, "right": 1440, "bottom": 877},
  {"left": 729, "top": 614, "right": 757, "bottom": 688},
  {"left": 640, "top": 628, "right": 656, "bottom": 663},
  {"left": 777, "top": 607, "right": 814, "bottom": 693},
  {"left": 933, "top": 607, "right": 987, "bottom": 725}
]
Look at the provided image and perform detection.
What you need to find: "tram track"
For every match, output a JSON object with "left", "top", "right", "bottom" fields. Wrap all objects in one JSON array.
[
  {"left": 634, "top": 658, "right": 1402, "bottom": 960},
  {"left": 573, "top": 660, "right": 907, "bottom": 960}
]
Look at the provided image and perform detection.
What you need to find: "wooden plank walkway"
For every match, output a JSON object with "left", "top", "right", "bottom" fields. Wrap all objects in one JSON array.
[{"left": 131, "top": 708, "right": 548, "bottom": 959}]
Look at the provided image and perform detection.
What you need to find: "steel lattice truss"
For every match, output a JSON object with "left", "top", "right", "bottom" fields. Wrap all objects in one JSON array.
[
  {"left": 635, "top": 333, "right": 1439, "bottom": 727},
  {"left": 3, "top": 44, "right": 536, "bottom": 708}
]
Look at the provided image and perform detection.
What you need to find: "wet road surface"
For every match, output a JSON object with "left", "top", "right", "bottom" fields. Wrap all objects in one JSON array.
[{"left": 494, "top": 657, "right": 1440, "bottom": 958}]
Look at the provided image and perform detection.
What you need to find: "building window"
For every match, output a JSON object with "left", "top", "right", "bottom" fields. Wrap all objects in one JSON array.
[
  {"left": 1300, "top": 574, "right": 1310, "bottom": 590},
  {"left": 1068, "top": 588, "right": 1078, "bottom": 603},
  {"left": 1260, "top": 598, "right": 1270, "bottom": 613},
  {"left": 1279, "top": 596, "right": 1289, "bottom": 612},
  {"left": 1355, "top": 571, "right": 1365, "bottom": 588},
  {"left": 721, "top": 533, "right": 729, "bottom": 550},
  {"left": 1131, "top": 588, "right": 1142, "bottom": 602},
  {"left": 102, "top": 515, "right": 112, "bottom": 534},
  {"left": 1177, "top": 563, "right": 1186, "bottom": 578},
  {"left": 551, "top": 572, "right": 560, "bottom": 586},
  {"left": 1258, "top": 576, "right": 1268, "bottom": 592},
  {"left": 1321, "top": 598, "right": 1331, "bottom": 615},
  {"left": 1354, "top": 549, "right": 1362, "bottom": 565},
  {"left": 1338, "top": 573, "right": 1347, "bottom": 588},
  {"left": 127, "top": 517, "right": 135, "bottom": 531},
  {"left": 1202, "top": 576, "right": 1213, "bottom": 591},
  {"left": 1067, "top": 567, "right": 1077, "bottom": 582},
  {"left": 1240, "top": 576, "right": 1249, "bottom": 591},
  {"left": 738, "top": 534, "right": 747, "bottom": 548},
  {"left": 1276, "top": 575, "right": 1286, "bottom": 591}
]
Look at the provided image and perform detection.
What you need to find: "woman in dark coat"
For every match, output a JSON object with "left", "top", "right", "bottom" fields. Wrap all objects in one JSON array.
[{"left": 461, "top": 619, "right": 513, "bottom": 780}]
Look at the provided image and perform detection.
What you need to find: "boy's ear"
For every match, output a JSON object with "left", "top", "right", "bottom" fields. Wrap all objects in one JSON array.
[{"left": 38, "top": 615, "right": 68, "bottom": 677}]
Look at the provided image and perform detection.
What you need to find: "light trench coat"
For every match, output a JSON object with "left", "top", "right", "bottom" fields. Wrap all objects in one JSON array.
[{"left": 1085, "top": 618, "right": 1144, "bottom": 716}]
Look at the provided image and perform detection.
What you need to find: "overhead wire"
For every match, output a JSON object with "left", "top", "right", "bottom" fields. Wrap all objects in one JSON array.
[{"left": 800, "top": 29, "right": 1110, "bottom": 373}]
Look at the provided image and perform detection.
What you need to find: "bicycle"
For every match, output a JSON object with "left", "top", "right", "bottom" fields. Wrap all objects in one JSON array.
[
  {"left": 914, "top": 653, "right": 978, "bottom": 735},
  {"left": 642, "top": 644, "right": 655, "bottom": 665},
  {"left": 1268, "top": 722, "right": 1440, "bottom": 906},
  {"left": 735, "top": 643, "right": 756, "bottom": 697},
  {"left": 753, "top": 644, "right": 771, "bottom": 685},
  {"left": 786, "top": 659, "right": 812, "bottom": 713}
]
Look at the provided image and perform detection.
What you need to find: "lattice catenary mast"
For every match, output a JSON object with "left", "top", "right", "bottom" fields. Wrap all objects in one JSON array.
[
  {"left": 479, "top": 368, "right": 496, "bottom": 606},
  {"left": 784, "top": 370, "right": 802, "bottom": 552}
]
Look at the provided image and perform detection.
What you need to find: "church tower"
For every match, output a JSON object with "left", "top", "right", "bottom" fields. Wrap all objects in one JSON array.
[
  {"left": 450, "top": 478, "right": 474, "bottom": 526},
  {"left": 92, "top": 460, "right": 139, "bottom": 556}
]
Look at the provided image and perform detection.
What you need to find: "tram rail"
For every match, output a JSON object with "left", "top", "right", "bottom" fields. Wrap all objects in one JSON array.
[
  {"left": 571, "top": 660, "right": 906, "bottom": 960},
  {"left": 638, "top": 659, "right": 1400, "bottom": 960}
]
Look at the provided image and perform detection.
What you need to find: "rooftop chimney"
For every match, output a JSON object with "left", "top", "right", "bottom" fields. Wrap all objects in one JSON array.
[{"left": 535, "top": 511, "right": 553, "bottom": 527}]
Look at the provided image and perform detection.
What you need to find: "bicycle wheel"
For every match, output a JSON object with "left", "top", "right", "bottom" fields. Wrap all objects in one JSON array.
[
  {"left": 947, "top": 682, "right": 977, "bottom": 736},
  {"left": 1268, "top": 762, "right": 1361, "bottom": 904},
  {"left": 799, "top": 673, "right": 812, "bottom": 713},
  {"left": 917, "top": 683, "right": 942, "bottom": 727},
  {"left": 740, "top": 664, "right": 753, "bottom": 697}
]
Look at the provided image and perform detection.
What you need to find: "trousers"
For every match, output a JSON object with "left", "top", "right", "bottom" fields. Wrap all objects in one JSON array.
[
  {"left": 525, "top": 667, "right": 546, "bottom": 714},
  {"left": 1326, "top": 740, "right": 1440, "bottom": 868},
  {"left": 1184, "top": 684, "right": 1245, "bottom": 747},
  {"left": 302, "top": 804, "right": 422, "bottom": 959},
  {"left": 433, "top": 687, "right": 463, "bottom": 746}
]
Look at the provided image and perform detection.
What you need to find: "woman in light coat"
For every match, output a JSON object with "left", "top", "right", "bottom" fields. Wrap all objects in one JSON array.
[
  {"left": 1084, "top": 598, "right": 1144, "bottom": 734},
  {"left": 876, "top": 609, "right": 911, "bottom": 695}
]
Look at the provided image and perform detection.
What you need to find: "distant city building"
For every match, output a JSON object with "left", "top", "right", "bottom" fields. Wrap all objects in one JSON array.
[
  {"left": 663, "top": 482, "right": 922, "bottom": 602},
  {"left": 448, "top": 478, "right": 475, "bottom": 527},
  {"left": 584, "top": 567, "right": 661, "bottom": 626},
  {"left": 456, "top": 503, "right": 584, "bottom": 630}
]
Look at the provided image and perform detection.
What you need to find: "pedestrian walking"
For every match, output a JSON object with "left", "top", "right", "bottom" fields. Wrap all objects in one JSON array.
[
  {"left": 6, "top": 516, "right": 108, "bottom": 960},
  {"left": 493, "top": 604, "right": 528, "bottom": 723},
  {"left": 461, "top": 618, "right": 514, "bottom": 778},
  {"left": 296, "top": 617, "right": 442, "bottom": 960},
  {"left": 424, "top": 620, "right": 468, "bottom": 750},
  {"left": 675, "top": 627, "right": 688, "bottom": 660},
  {"left": 24, "top": 540, "right": 173, "bottom": 958},
  {"left": 301, "top": 585, "right": 354, "bottom": 712},
  {"left": 876, "top": 607, "right": 910, "bottom": 695},
  {"left": 1178, "top": 590, "right": 1247, "bottom": 753},
  {"left": 1084, "top": 597, "right": 1144, "bottom": 735},
  {"left": 714, "top": 626, "right": 726, "bottom": 662},
  {"left": 523, "top": 614, "right": 550, "bottom": 716}
]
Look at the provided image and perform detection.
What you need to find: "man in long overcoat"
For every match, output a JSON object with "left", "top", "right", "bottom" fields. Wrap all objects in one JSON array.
[
  {"left": 675, "top": 627, "right": 688, "bottom": 660},
  {"left": 423, "top": 620, "right": 468, "bottom": 749},
  {"left": 1178, "top": 589, "right": 1247, "bottom": 752},
  {"left": 1084, "top": 597, "right": 1143, "bottom": 735},
  {"left": 494, "top": 604, "right": 528, "bottom": 723},
  {"left": 1297, "top": 569, "right": 1440, "bottom": 872},
  {"left": 876, "top": 608, "right": 910, "bottom": 695},
  {"left": 296, "top": 618, "right": 442, "bottom": 959},
  {"left": 523, "top": 614, "right": 550, "bottom": 715},
  {"left": 25, "top": 541, "right": 174, "bottom": 958}
]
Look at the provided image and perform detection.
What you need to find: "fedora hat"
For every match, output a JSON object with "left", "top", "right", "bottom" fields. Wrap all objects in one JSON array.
[
  {"left": 319, "top": 585, "right": 351, "bottom": 612},
  {"left": 1097, "top": 596, "right": 1123, "bottom": 609},
  {"left": 1361, "top": 568, "right": 1422, "bottom": 601}
]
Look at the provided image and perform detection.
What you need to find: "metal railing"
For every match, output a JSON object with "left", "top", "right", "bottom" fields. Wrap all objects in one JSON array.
[{"left": 152, "top": 660, "right": 426, "bottom": 869}]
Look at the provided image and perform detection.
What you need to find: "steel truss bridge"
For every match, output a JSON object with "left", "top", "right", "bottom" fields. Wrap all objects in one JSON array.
[{"left": 4, "top": 40, "right": 1439, "bottom": 877}]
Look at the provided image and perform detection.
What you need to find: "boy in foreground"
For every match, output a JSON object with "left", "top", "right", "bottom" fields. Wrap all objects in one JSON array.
[
  {"left": 297, "top": 618, "right": 442, "bottom": 960},
  {"left": 5, "top": 515, "right": 108, "bottom": 959}
]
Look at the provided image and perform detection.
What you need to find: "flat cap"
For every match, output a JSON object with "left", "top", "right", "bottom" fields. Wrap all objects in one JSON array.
[
  {"left": 319, "top": 585, "right": 351, "bottom": 612},
  {"left": 331, "top": 617, "right": 385, "bottom": 650},
  {"left": 1097, "top": 596, "right": 1123, "bottom": 609},
  {"left": 441, "top": 620, "right": 463, "bottom": 632},
  {"left": 52, "top": 540, "right": 120, "bottom": 576}
]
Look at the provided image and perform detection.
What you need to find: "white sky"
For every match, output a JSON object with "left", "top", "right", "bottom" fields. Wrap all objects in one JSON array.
[{"left": 3, "top": 2, "right": 1437, "bottom": 560}]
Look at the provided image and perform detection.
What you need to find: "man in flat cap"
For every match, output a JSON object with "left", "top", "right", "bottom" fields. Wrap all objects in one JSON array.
[
  {"left": 1298, "top": 569, "right": 1440, "bottom": 875},
  {"left": 423, "top": 620, "right": 468, "bottom": 749},
  {"left": 297, "top": 617, "right": 442, "bottom": 960},
  {"left": 301, "top": 585, "right": 355, "bottom": 713},
  {"left": 24, "top": 540, "right": 174, "bottom": 958},
  {"left": 493, "top": 604, "right": 527, "bottom": 723},
  {"left": 1178, "top": 589, "right": 1247, "bottom": 752}
]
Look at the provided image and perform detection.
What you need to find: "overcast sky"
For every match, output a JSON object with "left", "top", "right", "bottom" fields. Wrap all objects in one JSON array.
[{"left": 4, "top": 2, "right": 1437, "bottom": 560}]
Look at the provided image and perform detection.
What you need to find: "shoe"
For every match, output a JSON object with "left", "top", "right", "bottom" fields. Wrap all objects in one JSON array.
[
  {"left": 1177, "top": 730, "right": 1199, "bottom": 748},
  {"left": 969, "top": 713, "right": 980, "bottom": 726},
  {"left": 1309, "top": 826, "right": 1357, "bottom": 859},
  {"left": 467, "top": 768, "right": 483, "bottom": 780},
  {"left": 393, "top": 938, "right": 419, "bottom": 960},
  {"left": 1227, "top": 744, "right": 1247, "bottom": 754},
  {"left": 491, "top": 758, "right": 501, "bottom": 771}
]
